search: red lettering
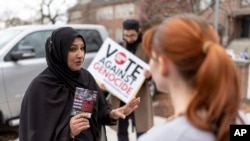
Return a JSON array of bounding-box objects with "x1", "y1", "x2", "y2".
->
[
  {"x1": 93, "y1": 62, "x2": 133, "y2": 95},
  {"x1": 114, "y1": 78, "x2": 122, "y2": 87},
  {"x1": 93, "y1": 62, "x2": 100, "y2": 70},
  {"x1": 127, "y1": 87, "x2": 133, "y2": 95}
]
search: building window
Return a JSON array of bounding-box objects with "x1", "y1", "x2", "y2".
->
[
  {"x1": 70, "y1": 11, "x2": 82, "y2": 21},
  {"x1": 115, "y1": 4, "x2": 135, "y2": 19},
  {"x1": 79, "y1": 0, "x2": 91, "y2": 5},
  {"x1": 96, "y1": 6, "x2": 113, "y2": 20},
  {"x1": 242, "y1": 0, "x2": 250, "y2": 5},
  {"x1": 240, "y1": 17, "x2": 250, "y2": 38}
]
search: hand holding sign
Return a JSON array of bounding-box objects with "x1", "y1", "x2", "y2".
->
[
  {"x1": 98, "y1": 83, "x2": 107, "y2": 91},
  {"x1": 88, "y1": 38, "x2": 149, "y2": 103}
]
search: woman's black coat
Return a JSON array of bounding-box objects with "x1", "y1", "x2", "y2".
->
[{"x1": 19, "y1": 27, "x2": 113, "y2": 141}]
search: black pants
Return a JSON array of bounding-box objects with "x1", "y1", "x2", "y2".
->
[{"x1": 117, "y1": 102, "x2": 145, "y2": 141}]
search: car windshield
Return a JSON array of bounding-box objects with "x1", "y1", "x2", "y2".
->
[{"x1": 0, "y1": 29, "x2": 22, "y2": 50}]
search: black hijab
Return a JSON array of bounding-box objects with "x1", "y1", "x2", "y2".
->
[
  {"x1": 20, "y1": 27, "x2": 111, "y2": 141},
  {"x1": 46, "y1": 27, "x2": 87, "y2": 93}
]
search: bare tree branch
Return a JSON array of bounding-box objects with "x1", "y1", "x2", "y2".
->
[
  {"x1": 139, "y1": 0, "x2": 192, "y2": 31},
  {"x1": 19, "y1": 0, "x2": 75, "y2": 24}
]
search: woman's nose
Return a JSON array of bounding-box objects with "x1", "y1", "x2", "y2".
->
[{"x1": 76, "y1": 49, "x2": 84, "y2": 58}]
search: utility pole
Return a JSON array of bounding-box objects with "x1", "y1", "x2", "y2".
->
[{"x1": 214, "y1": 0, "x2": 220, "y2": 32}]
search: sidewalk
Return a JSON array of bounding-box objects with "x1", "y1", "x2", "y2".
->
[{"x1": 105, "y1": 116, "x2": 166, "y2": 141}]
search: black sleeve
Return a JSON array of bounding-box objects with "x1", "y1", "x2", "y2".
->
[
  {"x1": 96, "y1": 86, "x2": 117, "y2": 125},
  {"x1": 102, "y1": 90, "x2": 110, "y2": 98},
  {"x1": 84, "y1": 69, "x2": 117, "y2": 126}
]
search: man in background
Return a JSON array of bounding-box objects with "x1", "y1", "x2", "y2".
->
[{"x1": 108, "y1": 19, "x2": 154, "y2": 141}]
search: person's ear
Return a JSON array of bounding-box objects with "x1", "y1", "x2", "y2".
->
[{"x1": 158, "y1": 56, "x2": 169, "y2": 76}]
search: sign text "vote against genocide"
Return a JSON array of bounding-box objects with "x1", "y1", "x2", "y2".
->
[{"x1": 88, "y1": 38, "x2": 149, "y2": 103}]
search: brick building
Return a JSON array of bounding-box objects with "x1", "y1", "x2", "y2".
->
[
  {"x1": 200, "y1": 0, "x2": 250, "y2": 45},
  {"x1": 68, "y1": 0, "x2": 140, "y2": 42},
  {"x1": 68, "y1": 0, "x2": 192, "y2": 42}
]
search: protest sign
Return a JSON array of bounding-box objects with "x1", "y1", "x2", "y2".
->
[{"x1": 87, "y1": 38, "x2": 149, "y2": 103}]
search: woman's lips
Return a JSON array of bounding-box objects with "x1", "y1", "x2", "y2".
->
[{"x1": 75, "y1": 61, "x2": 82, "y2": 65}]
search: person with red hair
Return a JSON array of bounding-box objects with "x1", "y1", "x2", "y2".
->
[{"x1": 138, "y1": 14, "x2": 250, "y2": 141}]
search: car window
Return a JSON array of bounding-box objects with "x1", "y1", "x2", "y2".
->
[
  {"x1": 18, "y1": 31, "x2": 52, "y2": 58},
  {"x1": 0, "y1": 29, "x2": 22, "y2": 50},
  {"x1": 4, "y1": 30, "x2": 52, "y2": 61},
  {"x1": 77, "y1": 29, "x2": 103, "y2": 53},
  {"x1": 4, "y1": 28, "x2": 103, "y2": 61}
]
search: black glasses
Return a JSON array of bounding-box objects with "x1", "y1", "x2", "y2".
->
[{"x1": 123, "y1": 34, "x2": 138, "y2": 39}]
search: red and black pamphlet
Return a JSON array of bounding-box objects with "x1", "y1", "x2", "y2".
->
[{"x1": 71, "y1": 87, "x2": 97, "y2": 118}]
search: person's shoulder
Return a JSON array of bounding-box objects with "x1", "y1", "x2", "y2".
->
[
  {"x1": 80, "y1": 68, "x2": 94, "y2": 78},
  {"x1": 176, "y1": 117, "x2": 215, "y2": 141},
  {"x1": 138, "y1": 117, "x2": 183, "y2": 141},
  {"x1": 29, "y1": 68, "x2": 60, "y2": 89},
  {"x1": 80, "y1": 68, "x2": 95, "y2": 84},
  {"x1": 138, "y1": 116, "x2": 215, "y2": 141},
  {"x1": 24, "y1": 68, "x2": 53, "y2": 97},
  {"x1": 29, "y1": 69, "x2": 48, "y2": 85}
]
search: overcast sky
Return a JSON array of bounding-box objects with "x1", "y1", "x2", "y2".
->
[{"x1": 0, "y1": 0, "x2": 77, "y2": 21}]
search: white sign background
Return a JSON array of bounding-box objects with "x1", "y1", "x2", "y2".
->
[{"x1": 87, "y1": 38, "x2": 149, "y2": 103}]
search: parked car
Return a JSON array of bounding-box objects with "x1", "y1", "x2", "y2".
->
[{"x1": 0, "y1": 24, "x2": 109, "y2": 140}]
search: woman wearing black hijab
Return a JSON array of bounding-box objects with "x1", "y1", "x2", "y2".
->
[{"x1": 19, "y1": 27, "x2": 140, "y2": 141}]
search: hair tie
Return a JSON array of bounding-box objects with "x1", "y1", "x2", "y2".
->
[{"x1": 202, "y1": 41, "x2": 213, "y2": 54}]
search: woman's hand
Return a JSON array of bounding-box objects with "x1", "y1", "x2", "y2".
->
[
  {"x1": 98, "y1": 83, "x2": 106, "y2": 91},
  {"x1": 70, "y1": 113, "x2": 90, "y2": 137},
  {"x1": 109, "y1": 97, "x2": 141, "y2": 119}
]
